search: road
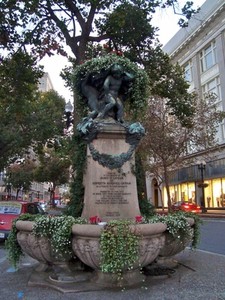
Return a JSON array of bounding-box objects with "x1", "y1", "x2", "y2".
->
[{"x1": 197, "y1": 218, "x2": 225, "y2": 255}]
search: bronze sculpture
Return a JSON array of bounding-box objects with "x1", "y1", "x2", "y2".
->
[{"x1": 80, "y1": 64, "x2": 134, "y2": 122}]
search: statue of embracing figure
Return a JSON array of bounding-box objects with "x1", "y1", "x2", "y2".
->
[{"x1": 80, "y1": 63, "x2": 135, "y2": 123}]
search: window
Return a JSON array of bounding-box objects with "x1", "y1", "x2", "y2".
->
[
  {"x1": 202, "y1": 77, "x2": 224, "y2": 143},
  {"x1": 184, "y1": 61, "x2": 193, "y2": 82},
  {"x1": 202, "y1": 77, "x2": 221, "y2": 102},
  {"x1": 200, "y1": 41, "x2": 216, "y2": 72}
]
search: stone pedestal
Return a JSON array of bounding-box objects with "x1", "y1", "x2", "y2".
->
[{"x1": 81, "y1": 123, "x2": 141, "y2": 221}]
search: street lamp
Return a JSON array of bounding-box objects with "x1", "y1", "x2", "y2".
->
[
  {"x1": 48, "y1": 183, "x2": 55, "y2": 207},
  {"x1": 197, "y1": 160, "x2": 207, "y2": 213},
  {"x1": 6, "y1": 183, "x2": 11, "y2": 200},
  {"x1": 65, "y1": 100, "x2": 74, "y2": 129}
]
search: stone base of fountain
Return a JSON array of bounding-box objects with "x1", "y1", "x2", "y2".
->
[
  {"x1": 28, "y1": 268, "x2": 94, "y2": 293},
  {"x1": 91, "y1": 269, "x2": 146, "y2": 287}
]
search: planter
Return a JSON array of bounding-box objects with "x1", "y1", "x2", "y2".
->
[
  {"x1": 157, "y1": 217, "x2": 195, "y2": 268},
  {"x1": 16, "y1": 220, "x2": 75, "y2": 282},
  {"x1": 72, "y1": 222, "x2": 167, "y2": 287}
]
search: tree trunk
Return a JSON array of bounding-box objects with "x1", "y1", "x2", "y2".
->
[{"x1": 164, "y1": 167, "x2": 172, "y2": 212}]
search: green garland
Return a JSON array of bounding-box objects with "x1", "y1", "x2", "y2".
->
[
  {"x1": 66, "y1": 133, "x2": 87, "y2": 217},
  {"x1": 100, "y1": 220, "x2": 139, "y2": 280},
  {"x1": 89, "y1": 143, "x2": 136, "y2": 170}
]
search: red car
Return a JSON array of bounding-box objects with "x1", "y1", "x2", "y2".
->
[
  {"x1": 171, "y1": 201, "x2": 201, "y2": 213},
  {"x1": 0, "y1": 201, "x2": 46, "y2": 240}
]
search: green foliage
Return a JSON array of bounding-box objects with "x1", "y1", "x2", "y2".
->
[
  {"x1": 144, "y1": 46, "x2": 195, "y2": 126},
  {"x1": 173, "y1": 211, "x2": 203, "y2": 249},
  {"x1": 100, "y1": 220, "x2": 139, "y2": 280},
  {"x1": 34, "y1": 147, "x2": 70, "y2": 187},
  {"x1": 65, "y1": 134, "x2": 86, "y2": 217},
  {"x1": 0, "y1": 1, "x2": 200, "y2": 63},
  {"x1": 135, "y1": 152, "x2": 147, "y2": 199},
  {"x1": 96, "y1": 3, "x2": 155, "y2": 49},
  {"x1": 5, "y1": 213, "x2": 37, "y2": 268},
  {"x1": 32, "y1": 215, "x2": 87, "y2": 259},
  {"x1": 139, "y1": 199, "x2": 156, "y2": 218},
  {"x1": 31, "y1": 90, "x2": 66, "y2": 144},
  {"x1": 148, "y1": 212, "x2": 200, "y2": 248},
  {"x1": 0, "y1": 51, "x2": 43, "y2": 169},
  {"x1": 5, "y1": 160, "x2": 36, "y2": 196},
  {"x1": 0, "y1": 51, "x2": 66, "y2": 170}
]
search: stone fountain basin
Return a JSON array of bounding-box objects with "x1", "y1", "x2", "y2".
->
[
  {"x1": 159, "y1": 217, "x2": 195, "y2": 258},
  {"x1": 16, "y1": 220, "x2": 73, "y2": 274},
  {"x1": 71, "y1": 222, "x2": 167, "y2": 270},
  {"x1": 16, "y1": 220, "x2": 55, "y2": 266}
]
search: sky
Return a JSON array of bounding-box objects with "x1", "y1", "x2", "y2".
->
[{"x1": 39, "y1": 0, "x2": 206, "y2": 104}]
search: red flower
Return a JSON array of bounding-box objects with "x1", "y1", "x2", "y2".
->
[
  {"x1": 89, "y1": 216, "x2": 101, "y2": 224},
  {"x1": 135, "y1": 215, "x2": 143, "y2": 223}
]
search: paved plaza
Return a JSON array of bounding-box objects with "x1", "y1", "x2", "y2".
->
[{"x1": 0, "y1": 247, "x2": 225, "y2": 300}]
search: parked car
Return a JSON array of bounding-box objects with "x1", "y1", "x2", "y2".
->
[
  {"x1": 0, "y1": 201, "x2": 46, "y2": 240},
  {"x1": 34, "y1": 201, "x2": 48, "y2": 211},
  {"x1": 171, "y1": 201, "x2": 201, "y2": 213}
]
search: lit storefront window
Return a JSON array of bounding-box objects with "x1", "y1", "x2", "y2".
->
[
  {"x1": 212, "y1": 178, "x2": 222, "y2": 208},
  {"x1": 166, "y1": 182, "x2": 195, "y2": 205},
  {"x1": 164, "y1": 158, "x2": 225, "y2": 209},
  {"x1": 165, "y1": 178, "x2": 225, "y2": 208}
]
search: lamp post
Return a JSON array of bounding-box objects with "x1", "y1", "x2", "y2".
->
[
  {"x1": 65, "y1": 100, "x2": 74, "y2": 129},
  {"x1": 197, "y1": 160, "x2": 207, "y2": 213},
  {"x1": 48, "y1": 183, "x2": 55, "y2": 208},
  {"x1": 6, "y1": 183, "x2": 11, "y2": 200}
]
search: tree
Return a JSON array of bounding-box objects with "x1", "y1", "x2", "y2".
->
[
  {"x1": 0, "y1": 51, "x2": 66, "y2": 170},
  {"x1": 0, "y1": 1, "x2": 200, "y2": 64},
  {"x1": 0, "y1": 0, "x2": 201, "y2": 215},
  {"x1": 34, "y1": 140, "x2": 71, "y2": 207},
  {"x1": 140, "y1": 94, "x2": 225, "y2": 211},
  {"x1": 5, "y1": 160, "x2": 36, "y2": 200},
  {"x1": 0, "y1": 51, "x2": 42, "y2": 169}
]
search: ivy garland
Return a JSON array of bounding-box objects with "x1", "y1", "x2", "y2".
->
[
  {"x1": 66, "y1": 133, "x2": 87, "y2": 217},
  {"x1": 89, "y1": 143, "x2": 136, "y2": 170},
  {"x1": 77, "y1": 119, "x2": 145, "y2": 170},
  {"x1": 100, "y1": 220, "x2": 139, "y2": 281}
]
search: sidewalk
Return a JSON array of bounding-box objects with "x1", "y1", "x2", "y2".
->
[
  {"x1": 200, "y1": 209, "x2": 225, "y2": 218},
  {"x1": 156, "y1": 208, "x2": 225, "y2": 218},
  {"x1": 1, "y1": 248, "x2": 225, "y2": 300}
]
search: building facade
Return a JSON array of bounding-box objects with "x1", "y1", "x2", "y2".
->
[
  {"x1": 146, "y1": 0, "x2": 225, "y2": 210},
  {"x1": 38, "y1": 72, "x2": 54, "y2": 92}
]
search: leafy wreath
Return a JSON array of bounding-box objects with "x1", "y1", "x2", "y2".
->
[{"x1": 77, "y1": 119, "x2": 145, "y2": 169}]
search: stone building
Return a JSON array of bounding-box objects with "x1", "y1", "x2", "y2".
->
[
  {"x1": 146, "y1": 0, "x2": 225, "y2": 210},
  {"x1": 38, "y1": 72, "x2": 54, "y2": 92}
]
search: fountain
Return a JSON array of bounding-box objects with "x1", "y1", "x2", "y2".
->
[{"x1": 13, "y1": 55, "x2": 194, "y2": 292}]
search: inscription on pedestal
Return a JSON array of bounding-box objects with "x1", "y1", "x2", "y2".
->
[
  {"x1": 92, "y1": 172, "x2": 131, "y2": 206},
  {"x1": 81, "y1": 125, "x2": 141, "y2": 220}
]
